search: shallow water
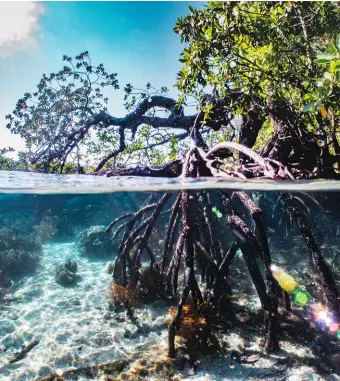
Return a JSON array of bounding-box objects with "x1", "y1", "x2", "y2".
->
[
  {"x1": 1, "y1": 242, "x2": 168, "y2": 380},
  {"x1": 2, "y1": 170, "x2": 340, "y2": 193},
  {"x1": 0, "y1": 174, "x2": 340, "y2": 380}
]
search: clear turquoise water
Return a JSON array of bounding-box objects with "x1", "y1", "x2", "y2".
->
[{"x1": 0, "y1": 171, "x2": 339, "y2": 380}]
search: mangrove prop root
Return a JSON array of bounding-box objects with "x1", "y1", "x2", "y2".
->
[
  {"x1": 282, "y1": 193, "x2": 340, "y2": 319},
  {"x1": 201, "y1": 193, "x2": 223, "y2": 263},
  {"x1": 113, "y1": 194, "x2": 170, "y2": 286},
  {"x1": 164, "y1": 212, "x2": 181, "y2": 276},
  {"x1": 234, "y1": 191, "x2": 279, "y2": 352},
  {"x1": 218, "y1": 243, "x2": 238, "y2": 276},
  {"x1": 110, "y1": 221, "x2": 130, "y2": 242},
  {"x1": 169, "y1": 228, "x2": 186, "y2": 295},
  {"x1": 168, "y1": 286, "x2": 190, "y2": 358},
  {"x1": 162, "y1": 193, "x2": 182, "y2": 274},
  {"x1": 106, "y1": 212, "x2": 134, "y2": 233},
  {"x1": 283, "y1": 290, "x2": 291, "y2": 312},
  {"x1": 210, "y1": 243, "x2": 238, "y2": 307},
  {"x1": 227, "y1": 214, "x2": 268, "y2": 309},
  {"x1": 133, "y1": 193, "x2": 172, "y2": 271},
  {"x1": 220, "y1": 190, "x2": 279, "y2": 351},
  {"x1": 107, "y1": 142, "x2": 338, "y2": 358},
  {"x1": 168, "y1": 191, "x2": 203, "y2": 357}
]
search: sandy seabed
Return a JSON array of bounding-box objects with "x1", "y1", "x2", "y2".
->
[
  {"x1": 0, "y1": 243, "x2": 168, "y2": 380},
  {"x1": 0, "y1": 242, "x2": 339, "y2": 381}
]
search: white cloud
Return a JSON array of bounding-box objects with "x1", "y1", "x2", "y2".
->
[{"x1": 0, "y1": 2, "x2": 44, "y2": 58}]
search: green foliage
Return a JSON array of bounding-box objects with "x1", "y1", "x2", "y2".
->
[
  {"x1": 0, "y1": 147, "x2": 14, "y2": 170},
  {"x1": 123, "y1": 83, "x2": 169, "y2": 111},
  {"x1": 5, "y1": 52, "x2": 119, "y2": 172},
  {"x1": 302, "y1": 33, "x2": 340, "y2": 149},
  {"x1": 5, "y1": 51, "x2": 182, "y2": 172},
  {"x1": 0, "y1": 147, "x2": 31, "y2": 171},
  {"x1": 174, "y1": 1, "x2": 340, "y2": 144},
  {"x1": 303, "y1": 34, "x2": 340, "y2": 112}
]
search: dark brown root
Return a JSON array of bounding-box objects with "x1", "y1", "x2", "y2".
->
[{"x1": 105, "y1": 141, "x2": 340, "y2": 360}]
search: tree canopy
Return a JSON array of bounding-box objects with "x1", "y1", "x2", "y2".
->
[
  {"x1": 4, "y1": 1, "x2": 340, "y2": 176},
  {"x1": 175, "y1": 2, "x2": 340, "y2": 148}
]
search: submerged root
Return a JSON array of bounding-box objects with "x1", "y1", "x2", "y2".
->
[
  {"x1": 138, "y1": 264, "x2": 167, "y2": 303},
  {"x1": 105, "y1": 144, "x2": 340, "y2": 359}
]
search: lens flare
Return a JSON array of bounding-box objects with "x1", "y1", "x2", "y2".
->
[
  {"x1": 270, "y1": 264, "x2": 279, "y2": 272},
  {"x1": 278, "y1": 273, "x2": 298, "y2": 293},
  {"x1": 330, "y1": 323, "x2": 340, "y2": 334},
  {"x1": 211, "y1": 206, "x2": 223, "y2": 219},
  {"x1": 271, "y1": 265, "x2": 298, "y2": 294},
  {"x1": 292, "y1": 290, "x2": 311, "y2": 306},
  {"x1": 312, "y1": 303, "x2": 333, "y2": 327},
  {"x1": 270, "y1": 263, "x2": 340, "y2": 340}
]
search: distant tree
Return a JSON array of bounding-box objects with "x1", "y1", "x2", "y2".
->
[
  {"x1": 0, "y1": 147, "x2": 24, "y2": 171},
  {"x1": 5, "y1": 52, "x2": 215, "y2": 174}
]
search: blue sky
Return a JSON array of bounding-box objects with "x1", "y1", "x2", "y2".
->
[{"x1": 0, "y1": 1, "x2": 203, "y2": 155}]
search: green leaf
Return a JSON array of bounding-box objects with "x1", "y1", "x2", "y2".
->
[
  {"x1": 205, "y1": 26, "x2": 213, "y2": 40},
  {"x1": 330, "y1": 60, "x2": 339, "y2": 73},
  {"x1": 322, "y1": 78, "x2": 332, "y2": 88},
  {"x1": 303, "y1": 102, "x2": 314, "y2": 112},
  {"x1": 316, "y1": 52, "x2": 335, "y2": 63},
  {"x1": 320, "y1": 84, "x2": 333, "y2": 97},
  {"x1": 336, "y1": 34, "x2": 340, "y2": 50},
  {"x1": 328, "y1": 43, "x2": 338, "y2": 55},
  {"x1": 323, "y1": 72, "x2": 333, "y2": 81},
  {"x1": 335, "y1": 69, "x2": 340, "y2": 83},
  {"x1": 277, "y1": 6, "x2": 284, "y2": 15}
]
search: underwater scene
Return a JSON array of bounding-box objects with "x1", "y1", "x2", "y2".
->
[{"x1": 0, "y1": 186, "x2": 339, "y2": 381}]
